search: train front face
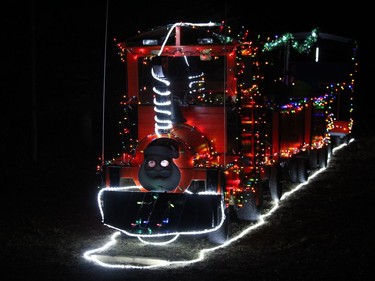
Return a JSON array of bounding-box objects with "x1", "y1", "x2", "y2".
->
[
  {"x1": 99, "y1": 134, "x2": 225, "y2": 237},
  {"x1": 99, "y1": 23, "x2": 243, "y2": 237}
]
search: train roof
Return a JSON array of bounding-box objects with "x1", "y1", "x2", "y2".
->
[{"x1": 119, "y1": 22, "x2": 237, "y2": 48}]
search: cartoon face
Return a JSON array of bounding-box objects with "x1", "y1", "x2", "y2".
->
[{"x1": 138, "y1": 138, "x2": 181, "y2": 191}]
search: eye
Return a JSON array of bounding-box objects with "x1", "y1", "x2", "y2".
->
[
  {"x1": 147, "y1": 160, "x2": 156, "y2": 168},
  {"x1": 160, "y1": 159, "x2": 169, "y2": 167}
]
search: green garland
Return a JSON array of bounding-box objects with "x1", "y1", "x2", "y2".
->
[{"x1": 262, "y1": 28, "x2": 319, "y2": 53}]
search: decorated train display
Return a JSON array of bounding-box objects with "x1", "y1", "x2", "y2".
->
[{"x1": 97, "y1": 22, "x2": 358, "y2": 244}]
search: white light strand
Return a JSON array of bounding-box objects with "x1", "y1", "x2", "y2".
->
[
  {"x1": 152, "y1": 87, "x2": 171, "y2": 96},
  {"x1": 188, "y1": 72, "x2": 205, "y2": 94},
  {"x1": 151, "y1": 67, "x2": 170, "y2": 86},
  {"x1": 137, "y1": 234, "x2": 180, "y2": 245},
  {"x1": 154, "y1": 107, "x2": 172, "y2": 115},
  {"x1": 154, "y1": 115, "x2": 173, "y2": 125},
  {"x1": 154, "y1": 123, "x2": 173, "y2": 131},
  {"x1": 157, "y1": 22, "x2": 219, "y2": 56},
  {"x1": 188, "y1": 72, "x2": 204, "y2": 80},
  {"x1": 184, "y1": 56, "x2": 190, "y2": 66},
  {"x1": 85, "y1": 140, "x2": 353, "y2": 269},
  {"x1": 153, "y1": 98, "x2": 171, "y2": 106},
  {"x1": 151, "y1": 68, "x2": 172, "y2": 135},
  {"x1": 154, "y1": 116, "x2": 173, "y2": 131},
  {"x1": 189, "y1": 80, "x2": 204, "y2": 88}
]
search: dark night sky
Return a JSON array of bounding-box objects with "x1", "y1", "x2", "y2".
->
[{"x1": 3, "y1": 1, "x2": 372, "y2": 169}]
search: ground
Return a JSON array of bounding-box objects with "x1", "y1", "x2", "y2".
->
[{"x1": 2, "y1": 136, "x2": 375, "y2": 281}]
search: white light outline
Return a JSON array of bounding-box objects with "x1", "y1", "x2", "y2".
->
[
  {"x1": 154, "y1": 116, "x2": 173, "y2": 125},
  {"x1": 137, "y1": 234, "x2": 180, "y2": 245},
  {"x1": 157, "y1": 22, "x2": 219, "y2": 56},
  {"x1": 154, "y1": 107, "x2": 172, "y2": 115},
  {"x1": 153, "y1": 98, "x2": 171, "y2": 106},
  {"x1": 154, "y1": 122, "x2": 173, "y2": 131},
  {"x1": 184, "y1": 55, "x2": 190, "y2": 66},
  {"x1": 151, "y1": 67, "x2": 170, "y2": 86},
  {"x1": 84, "y1": 139, "x2": 352, "y2": 269},
  {"x1": 151, "y1": 62, "x2": 173, "y2": 135},
  {"x1": 152, "y1": 87, "x2": 171, "y2": 96}
]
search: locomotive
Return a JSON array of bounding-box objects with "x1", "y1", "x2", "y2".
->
[{"x1": 97, "y1": 22, "x2": 357, "y2": 244}]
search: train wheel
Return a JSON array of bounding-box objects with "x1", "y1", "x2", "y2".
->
[
  {"x1": 318, "y1": 147, "x2": 328, "y2": 168},
  {"x1": 297, "y1": 158, "x2": 308, "y2": 183},
  {"x1": 256, "y1": 183, "x2": 264, "y2": 211},
  {"x1": 235, "y1": 189, "x2": 261, "y2": 221},
  {"x1": 207, "y1": 207, "x2": 230, "y2": 245},
  {"x1": 269, "y1": 165, "x2": 282, "y2": 202},
  {"x1": 289, "y1": 158, "x2": 298, "y2": 183},
  {"x1": 333, "y1": 136, "x2": 343, "y2": 146},
  {"x1": 327, "y1": 142, "x2": 333, "y2": 159},
  {"x1": 343, "y1": 135, "x2": 350, "y2": 144},
  {"x1": 308, "y1": 149, "x2": 318, "y2": 170}
]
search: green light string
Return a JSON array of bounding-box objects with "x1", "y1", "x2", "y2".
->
[{"x1": 262, "y1": 28, "x2": 319, "y2": 53}]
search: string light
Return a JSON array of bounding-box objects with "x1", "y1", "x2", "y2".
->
[
  {"x1": 84, "y1": 137, "x2": 352, "y2": 269},
  {"x1": 262, "y1": 28, "x2": 319, "y2": 53},
  {"x1": 151, "y1": 66, "x2": 172, "y2": 136}
]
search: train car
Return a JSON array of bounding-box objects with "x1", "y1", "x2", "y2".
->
[
  {"x1": 262, "y1": 30, "x2": 358, "y2": 146},
  {"x1": 97, "y1": 22, "x2": 357, "y2": 244},
  {"x1": 261, "y1": 28, "x2": 358, "y2": 180}
]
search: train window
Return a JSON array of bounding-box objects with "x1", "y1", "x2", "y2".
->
[{"x1": 138, "y1": 56, "x2": 225, "y2": 105}]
